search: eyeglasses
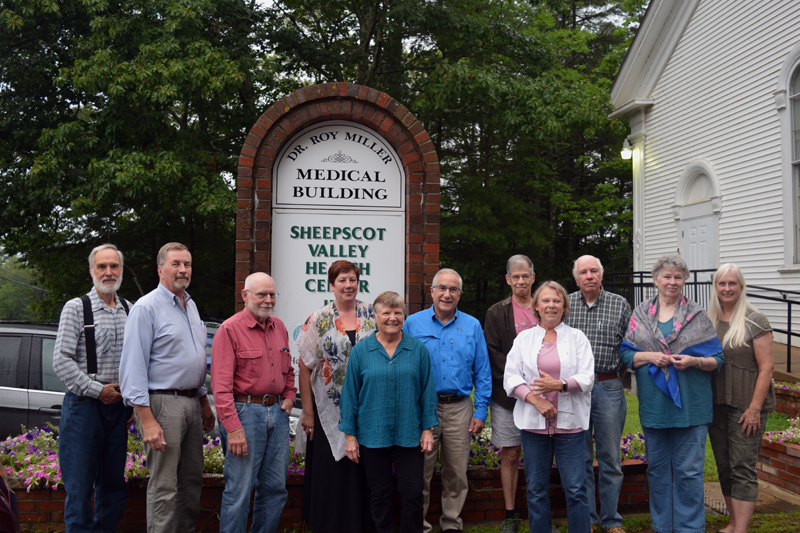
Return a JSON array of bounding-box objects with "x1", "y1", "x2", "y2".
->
[
  {"x1": 546, "y1": 411, "x2": 573, "y2": 441},
  {"x1": 434, "y1": 284, "x2": 461, "y2": 294},
  {"x1": 246, "y1": 290, "x2": 278, "y2": 300}
]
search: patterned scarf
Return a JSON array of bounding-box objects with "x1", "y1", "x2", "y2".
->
[{"x1": 621, "y1": 294, "x2": 721, "y2": 410}]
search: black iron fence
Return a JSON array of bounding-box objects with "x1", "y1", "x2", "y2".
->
[{"x1": 606, "y1": 270, "x2": 800, "y2": 373}]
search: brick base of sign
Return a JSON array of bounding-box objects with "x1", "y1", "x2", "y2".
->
[
  {"x1": 774, "y1": 387, "x2": 800, "y2": 418},
  {"x1": 757, "y1": 438, "x2": 800, "y2": 495},
  {"x1": 13, "y1": 462, "x2": 649, "y2": 531}
]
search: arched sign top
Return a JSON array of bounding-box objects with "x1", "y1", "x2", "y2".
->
[
  {"x1": 236, "y1": 82, "x2": 440, "y2": 314},
  {"x1": 274, "y1": 121, "x2": 405, "y2": 211}
]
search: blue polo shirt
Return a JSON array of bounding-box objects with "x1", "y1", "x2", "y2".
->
[
  {"x1": 339, "y1": 332, "x2": 439, "y2": 448},
  {"x1": 403, "y1": 307, "x2": 492, "y2": 422}
]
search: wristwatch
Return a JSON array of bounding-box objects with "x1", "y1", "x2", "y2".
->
[
  {"x1": 561, "y1": 379, "x2": 568, "y2": 392},
  {"x1": 697, "y1": 357, "x2": 702, "y2": 369}
]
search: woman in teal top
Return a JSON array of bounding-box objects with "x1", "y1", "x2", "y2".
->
[
  {"x1": 620, "y1": 254, "x2": 723, "y2": 533},
  {"x1": 339, "y1": 291, "x2": 438, "y2": 533}
]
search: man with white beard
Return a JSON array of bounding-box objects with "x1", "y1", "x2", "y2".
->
[
  {"x1": 210, "y1": 272, "x2": 296, "y2": 533},
  {"x1": 54, "y1": 243, "x2": 131, "y2": 533}
]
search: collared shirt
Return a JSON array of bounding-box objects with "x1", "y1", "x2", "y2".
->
[
  {"x1": 120, "y1": 284, "x2": 208, "y2": 407},
  {"x1": 403, "y1": 307, "x2": 492, "y2": 422},
  {"x1": 339, "y1": 332, "x2": 438, "y2": 448},
  {"x1": 565, "y1": 288, "x2": 632, "y2": 375},
  {"x1": 53, "y1": 290, "x2": 128, "y2": 399},
  {"x1": 210, "y1": 309, "x2": 297, "y2": 433}
]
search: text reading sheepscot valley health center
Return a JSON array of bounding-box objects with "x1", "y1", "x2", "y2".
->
[{"x1": 290, "y1": 225, "x2": 388, "y2": 293}]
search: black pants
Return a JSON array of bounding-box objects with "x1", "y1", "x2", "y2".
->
[{"x1": 360, "y1": 445, "x2": 425, "y2": 533}]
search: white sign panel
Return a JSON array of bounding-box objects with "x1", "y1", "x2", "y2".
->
[
  {"x1": 273, "y1": 120, "x2": 405, "y2": 211},
  {"x1": 271, "y1": 211, "x2": 405, "y2": 384}
]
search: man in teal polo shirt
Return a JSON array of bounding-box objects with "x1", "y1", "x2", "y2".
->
[{"x1": 404, "y1": 268, "x2": 491, "y2": 533}]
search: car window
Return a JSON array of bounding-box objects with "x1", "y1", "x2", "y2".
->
[
  {"x1": 0, "y1": 336, "x2": 21, "y2": 387},
  {"x1": 41, "y1": 338, "x2": 65, "y2": 392}
]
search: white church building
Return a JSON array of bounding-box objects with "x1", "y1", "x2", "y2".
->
[{"x1": 610, "y1": 0, "x2": 800, "y2": 345}]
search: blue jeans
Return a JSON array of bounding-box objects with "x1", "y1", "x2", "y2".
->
[
  {"x1": 521, "y1": 430, "x2": 590, "y2": 533},
  {"x1": 219, "y1": 402, "x2": 290, "y2": 533},
  {"x1": 59, "y1": 391, "x2": 128, "y2": 533},
  {"x1": 643, "y1": 425, "x2": 708, "y2": 533},
  {"x1": 584, "y1": 378, "x2": 626, "y2": 529}
]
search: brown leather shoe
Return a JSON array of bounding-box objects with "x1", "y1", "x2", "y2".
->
[{"x1": 604, "y1": 527, "x2": 626, "y2": 533}]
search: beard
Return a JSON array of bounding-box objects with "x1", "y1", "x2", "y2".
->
[
  {"x1": 92, "y1": 272, "x2": 122, "y2": 294},
  {"x1": 248, "y1": 304, "x2": 274, "y2": 320},
  {"x1": 174, "y1": 275, "x2": 190, "y2": 290}
]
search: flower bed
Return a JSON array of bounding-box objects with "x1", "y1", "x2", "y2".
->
[
  {"x1": 0, "y1": 424, "x2": 305, "y2": 492},
  {"x1": 757, "y1": 439, "x2": 800, "y2": 495},
  {"x1": 11, "y1": 462, "x2": 649, "y2": 531},
  {"x1": 774, "y1": 381, "x2": 800, "y2": 418},
  {"x1": 3, "y1": 423, "x2": 649, "y2": 529},
  {"x1": 757, "y1": 416, "x2": 800, "y2": 496}
]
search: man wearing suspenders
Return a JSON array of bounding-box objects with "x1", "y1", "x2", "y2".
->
[{"x1": 54, "y1": 244, "x2": 130, "y2": 533}]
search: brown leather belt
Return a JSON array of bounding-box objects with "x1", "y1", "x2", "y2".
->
[
  {"x1": 149, "y1": 388, "x2": 198, "y2": 398},
  {"x1": 437, "y1": 394, "x2": 468, "y2": 404},
  {"x1": 233, "y1": 394, "x2": 281, "y2": 406},
  {"x1": 596, "y1": 373, "x2": 619, "y2": 382}
]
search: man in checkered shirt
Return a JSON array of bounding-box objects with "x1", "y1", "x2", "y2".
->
[
  {"x1": 564, "y1": 255, "x2": 632, "y2": 533},
  {"x1": 53, "y1": 243, "x2": 130, "y2": 533}
]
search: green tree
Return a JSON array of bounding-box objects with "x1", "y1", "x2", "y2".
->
[
  {"x1": 1, "y1": 0, "x2": 272, "y2": 319},
  {"x1": 410, "y1": 0, "x2": 642, "y2": 315},
  {"x1": 0, "y1": 255, "x2": 47, "y2": 321},
  {"x1": 264, "y1": 0, "x2": 644, "y2": 316}
]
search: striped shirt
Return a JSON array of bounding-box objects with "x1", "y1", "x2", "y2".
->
[
  {"x1": 565, "y1": 289, "x2": 631, "y2": 375},
  {"x1": 53, "y1": 290, "x2": 129, "y2": 398}
]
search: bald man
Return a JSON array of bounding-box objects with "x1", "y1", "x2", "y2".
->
[{"x1": 211, "y1": 273, "x2": 297, "y2": 533}]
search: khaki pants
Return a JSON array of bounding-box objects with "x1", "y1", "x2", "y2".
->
[
  {"x1": 139, "y1": 393, "x2": 204, "y2": 533},
  {"x1": 423, "y1": 397, "x2": 472, "y2": 533}
]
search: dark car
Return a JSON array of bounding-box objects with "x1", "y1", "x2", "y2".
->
[
  {"x1": 0, "y1": 323, "x2": 63, "y2": 440},
  {"x1": 0, "y1": 321, "x2": 298, "y2": 441},
  {"x1": 0, "y1": 322, "x2": 229, "y2": 440}
]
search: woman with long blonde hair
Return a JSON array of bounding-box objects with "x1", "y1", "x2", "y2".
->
[{"x1": 708, "y1": 263, "x2": 776, "y2": 533}]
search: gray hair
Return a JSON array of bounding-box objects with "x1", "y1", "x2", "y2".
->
[
  {"x1": 88, "y1": 244, "x2": 124, "y2": 268},
  {"x1": 571, "y1": 255, "x2": 604, "y2": 279},
  {"x1": 432, "y1": 268, "x2": 463, "y2": 290},
  {"x1": 651, "y1": 253, "x2": 690, "y2": 280},
  {"x1": 157, "y1": 242, "x2": 190, "y2": 267},
  {"x1": 372, "y1": 291, "x2": 406, "y2": 315},
  {"x1": 506, "y1": 254, "x2": 534, "y2": 277}
]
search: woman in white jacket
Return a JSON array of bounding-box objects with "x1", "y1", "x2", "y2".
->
[{"x1": 504, "y1": 281, "x2": 594, "y2": 533}]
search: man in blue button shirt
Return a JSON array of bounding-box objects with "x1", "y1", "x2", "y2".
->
[
  {"x1": 120, "y1": 242, "x2": 216, "y2": 532},
  {"x1": 404, "y1": 268, "x2": 491, "y2": 533}
]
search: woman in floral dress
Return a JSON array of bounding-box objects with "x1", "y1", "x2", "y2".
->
[{"x1": 297, "y1": 260, "x2": 376, "y2": 532}]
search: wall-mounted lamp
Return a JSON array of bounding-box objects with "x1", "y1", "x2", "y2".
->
[{"x1": 621, "y1": 139, "x2": 632, "y2": 160}]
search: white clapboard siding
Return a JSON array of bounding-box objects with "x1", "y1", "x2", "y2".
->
[{"x1": 635, "y1": 0, "x2": 800, "y2": 340}]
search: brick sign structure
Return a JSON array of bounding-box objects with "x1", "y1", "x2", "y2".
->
[{"x1": 235, "y1": 83, "x2": 440, "y2": 375}]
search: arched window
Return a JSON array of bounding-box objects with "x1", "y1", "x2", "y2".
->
[
  {"x1": 792, "y1": 68, "x2": 800, "y2": 262},
  {"x1": 775, "y1": 45, "x2": 800, "y2": 268},
  {"x1": 793, "y1": 68, "x2": 800, "y2": 161}
]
